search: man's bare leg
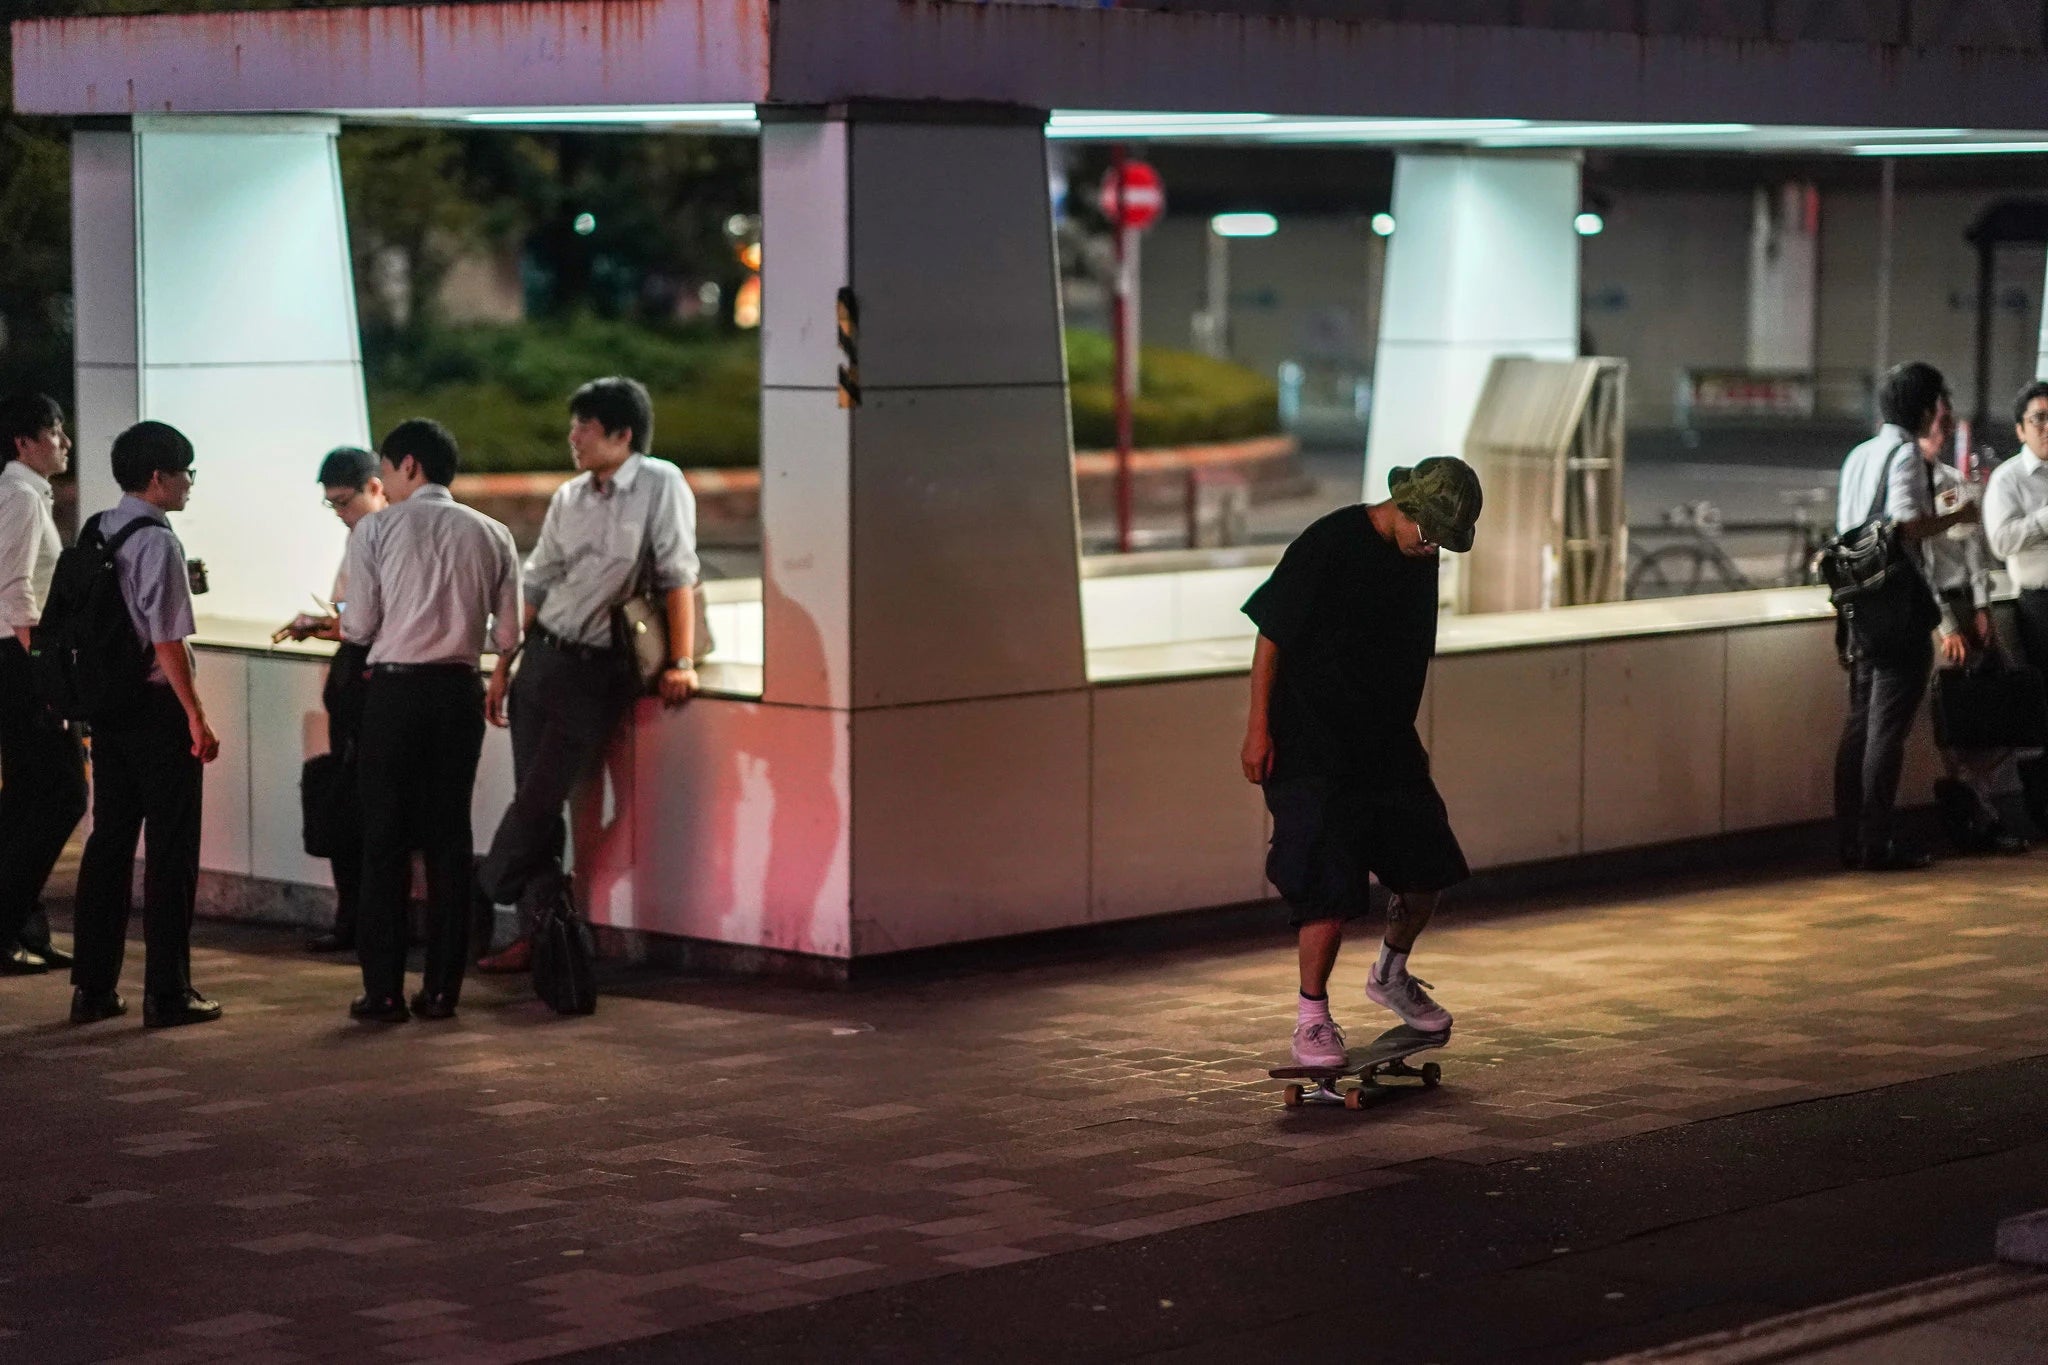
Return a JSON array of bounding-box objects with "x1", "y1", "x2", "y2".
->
[
  {"x1": 1298, "y1": 917, "x2": 1344, "y2": 996},
  {"x1": 1291, "y1": 917, "x2": 1349, "y2": 1065},
  {"x1": 1382, "y1": 891, "x2": 1437, "y2": 955}
]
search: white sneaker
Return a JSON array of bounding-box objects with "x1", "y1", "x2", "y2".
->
[
  {"x1": 1366, "y1": 969, "x2": 1453, "y2": 1033},
  {"x1": 1291, "y1": 1017, "x2": 1348, "y2": 1068}
]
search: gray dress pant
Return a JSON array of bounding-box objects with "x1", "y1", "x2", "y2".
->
[
  {"x1": 1834, "y1": 639, "x2": 1933, "y2": 856},
  {"x1": 477, "y1": 638, "x2": 634, "y2": 926}
]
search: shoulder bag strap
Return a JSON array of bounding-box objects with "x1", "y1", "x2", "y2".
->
[{"x1": 1867, "y1": 439, "x2": 1913, "y2": 526}]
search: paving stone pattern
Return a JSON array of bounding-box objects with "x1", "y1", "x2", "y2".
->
[{"x1": 6, "y1": 855, "x2": 2048, "y2": 1364}]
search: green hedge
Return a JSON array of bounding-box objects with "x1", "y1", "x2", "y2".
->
[{"x1": 366, "y1": 323, "x2": 1279, "y2": 474}]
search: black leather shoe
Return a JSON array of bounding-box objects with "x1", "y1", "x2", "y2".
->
[
  {"x1": 23, "y1": 940, "x2": 72, "y2": 970},
  {"x1": 408, "y1": 990, "x2": 457, "y2": 1021},
  {"x1": 1, "y1": 945, "x2": 50, "y2": 976},
  {"x1": 305, "y1": 931, "x2": 354, "y2": 954},
  {"x1": 1861, "y1": 842, "x2": 1934, "y2": 872},
  {"x1": 69, "y1": 988, "x2": 127, "y2": 1023},
  {"x1": 349, "y1": 993, "x2": 409, "y2": 1024},
  {"x1": 1989, "y1": 831, "x2": 2033, "y2": 855},
  {"x1": 143, "y1": 990, "x2": 222, "y2": 1029}
]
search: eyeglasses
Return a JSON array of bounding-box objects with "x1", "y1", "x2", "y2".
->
[
  {"x1": 2023, "y1": 414, "x2": 2048, "y2": 429},
  {"x1": 322, "y1": 489, "x2": 358, "y2": 511}
]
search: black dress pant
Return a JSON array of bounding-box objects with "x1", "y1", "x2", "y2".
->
[
  {"x1": 71, "y1": 684, "x2": 202, "y2": 1000},
  {"x1": 2009, "y1": 590, "x2": 2048, "y2": 823},
  {"x1": 356, "y1": 666, "x2": 485, "y2": 1002},
  {"x1": 1834, "y1": 638, "x2": 1933, "y2": 855},
  {"x1": 0, "y1": 640, "x2": 88, "y2": 949},
  {"x1": 477, "y1": 638, "x2": 633, "y2": 924},
  {"x1": 323, "y1": 643, "x2": 370, "y2": 941}
]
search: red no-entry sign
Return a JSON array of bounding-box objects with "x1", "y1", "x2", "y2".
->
[{"x1": 1099, "y1": 161, "x2": 1165, "y2": 232}]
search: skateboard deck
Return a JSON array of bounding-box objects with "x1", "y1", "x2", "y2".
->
[{"x1": 1268, "y1": 1024, "x2": 1448, "y2": 1110}]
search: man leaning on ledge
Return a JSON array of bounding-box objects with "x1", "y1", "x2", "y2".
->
[{"x1": 475, "y1": 376, "x2": 700, "y2": 975}]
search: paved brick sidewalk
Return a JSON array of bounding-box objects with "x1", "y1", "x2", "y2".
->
[{"x1": 6, "y1": 854, "x2": 2048, "y2": 1365}]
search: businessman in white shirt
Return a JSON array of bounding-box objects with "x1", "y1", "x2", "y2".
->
[
  {"x1": 1980, "y1": 379, "x2": 2048, "y2": 829},
  {"x1": 0, "y1": 394, "x2": 86, "y2": 976}
]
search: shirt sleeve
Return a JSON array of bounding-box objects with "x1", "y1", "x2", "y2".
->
[
  {"x1": 491, "y1": 527, "x2": 523, "y2": 657},
  {"x1": 127, "y1": 527, "x2": 197, "y2": 643},
  {"x1": 340, "y1": 517, "x2": 382, "y2": 645},
  {"x1": 648, "y1": 468, "x2": 701, "y2": 592},
  {"x1": 521, "y1": 492, "x2": 568, "y2": 604},
  {"x1": 1242, "y1": 519, "x2": 1328, "y2": 650},
  {"x1": 0, "y1": 487, "x2": 40, "y2": 630},
  {"x1": 1984, "y1": 465, "x2": 2048, "y2": 562},
  {"x1": 1884, "y1": 442, "x2": 1935, "y2": 524}
]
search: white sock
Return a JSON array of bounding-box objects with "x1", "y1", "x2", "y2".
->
[
  {"x1": 1375, "y1": 944, "x2": 1409, "y2": 982},
  {"x1": 1297, "y1": 992, "x2": 1332, "y2": 1027}
]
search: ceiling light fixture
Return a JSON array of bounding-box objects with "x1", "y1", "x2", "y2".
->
[
  {"x1": 1851, "y1": 140, "x2": 2048, "y2": 156},
  {"x1": 463, "y1": 106, "x2": 759, "y2": 126}
]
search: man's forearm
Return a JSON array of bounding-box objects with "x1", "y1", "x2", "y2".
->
[
  {"x1": 156, "y1": 641, "x2": 204, "y2": 722},
  {"x1": 664, "y1": 585, "x2": 694, "y2": 664},
  {"x1": 1246, "y1": 634, "x2": 1278, "y2": 736}
]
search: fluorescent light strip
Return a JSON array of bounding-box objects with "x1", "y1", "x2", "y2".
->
[
  {"x1": 1852, "y1": 140, "x2": 2048, "y2": 156},
  {"x1": 1048, "y1": 115, "x2": 1528, "y2": 140},
  {"x1": 464, "y1": 106, "x2": 759, "y2": 126},
  {"x1": 1480, "y1": 122, "x2": 1755, "y2": 142}
]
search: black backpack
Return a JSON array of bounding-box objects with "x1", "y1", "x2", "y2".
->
[{"x1": 31, "y1": 511, "x2": 162, "y2": 721}]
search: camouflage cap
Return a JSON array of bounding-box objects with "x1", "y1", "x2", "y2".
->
[{"x1": 1388, "y1": 457, "x2": 1483, "y2": 553}]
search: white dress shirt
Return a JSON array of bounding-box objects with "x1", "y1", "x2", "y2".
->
[
  {"x1": 1836, "y1": 424, "x2": 1929, "y2": 533},
  {"x1": 1920, "y1": 459, "x2": 1990, "y2": 634},
  {"x1": 341, "y1": 484, "x2": 522, "y2": 665},
  {"x1": 0, "y1": 459, "x2": 62, "y2": 632},
  {"x1": 522, "y1": 453, "x2": 700, "y2": 648},
  {"x1": 1983, "y1": 448, "x2": 2048, "y2": 590}
]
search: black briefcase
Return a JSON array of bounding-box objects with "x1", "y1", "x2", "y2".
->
[
  {"x1": 300, "y1": 752, "x2": 347, "y2": 858},
  {"x1": 1931, "y1": 665, "x2": 2048, "y2": 750},
  {"x1": 532, "y1": 889, "x2": 598, "y2": 1016}
]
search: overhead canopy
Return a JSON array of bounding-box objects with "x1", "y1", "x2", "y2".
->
[{"x1": 20, "y1": 0, "x2": 2048, "y2": 141}]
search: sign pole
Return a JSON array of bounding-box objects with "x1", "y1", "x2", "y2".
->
[{"x1": 1112, "y1": 144, "x2": 1135, "y2": 554}]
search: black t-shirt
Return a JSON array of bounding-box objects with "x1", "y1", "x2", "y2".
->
[{"x1": 1243, "y1": 504, "x2": 1440, "y2": 786}]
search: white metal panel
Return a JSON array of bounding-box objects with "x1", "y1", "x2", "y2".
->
[
  {"x1": 245, "y1": 652, "x2": 334, "y2": 889},
  {"x1": 849, "y1": 385, "x2": 1085, "y2": 707},
  {"x1": 194, "y1": 651, "x2": 250, "y2": 876},
  {"x1": 849, "y1": 121, "x2": 1066, "y2": 391},
  {"x1": 760, "y1": 388, "x2": 851, "y2": 709},
  {"x1": 570, "y1": 710, "x2": 637, "y2": 931},
  {"x1": 1582, "y1": 633, "x2": 1727, "y2": 853},
  {"x1": 631, "y1": 696, "x2": 851, "y2": 957},
  {"x1": 1091, "y1": 678, "x2": 1267, "y2": 922},
  {"x1": 850, "y1": 691, "x2": 1089, "y2": 952},
  {"x1": 69, "y1": 130, "x2": 137, "y2": 369},
  {"x1": 1081, "y1": 572, "x2": 1177, "y2": 651},
  {"x1": 138, "y1": 364, "x2": 358, "y2": 626},
  {"x1": 1431, "y1": 645, "x2": 1584, "y2": 868},
  {"x1": 760, "y1": 117, "x2": 849, "y2": 392},
  {"x1": 470, "y1": 713, "x2": 516, "y2": 859},
  {"x1": 71, "y1": 365, "x2": 138, "y2": 530},
  {"x1": 137, "y1": 125, "x2": 360, "y2": 368},
  {"x1": 1175, "y1": 567, "x2": 1267, "y2": 643},
  {"x1": 1722, "y1": 619, "x2": 1847, "y2": 830}
]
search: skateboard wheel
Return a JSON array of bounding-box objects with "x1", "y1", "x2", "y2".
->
[
  {"x1": 1343, "y1": 1087, "x2": 1366, "y2": 1111},
  {"x1": 1283, "y1": 1084, "x2": 1304, "y2": 1108},
  {"x1": 1421, "y1": 1062, "x2": 1441, "y2": 1088}
]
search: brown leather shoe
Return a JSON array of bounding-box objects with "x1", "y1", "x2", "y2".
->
[{"x1": 475, "y1": 938, "x2": 532, "y2": 974}]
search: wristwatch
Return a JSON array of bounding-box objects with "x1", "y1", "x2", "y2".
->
[{"x1": 669, "y1": 659, "x2": 696, "y2": 673}]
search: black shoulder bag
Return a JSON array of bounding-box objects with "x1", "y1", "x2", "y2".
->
[{"x1": 1816, "y1": 441, "x2": 1941, "y2": 662}]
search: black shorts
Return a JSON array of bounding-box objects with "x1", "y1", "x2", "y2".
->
[{"x1": 1263, "y1": 775, "x2": 1470, "y2": 927}]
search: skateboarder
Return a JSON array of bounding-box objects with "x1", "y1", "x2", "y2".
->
[{"x1": 1240, "y1": 457, "x2": 1482, "y2": 1069}]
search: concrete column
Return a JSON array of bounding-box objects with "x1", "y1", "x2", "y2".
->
[
  {"x1": 1364, "y1": 152, "x2": 1581, "y2": 500},
  {"x1": 1746, "y1": 182, "x2": 1820, "y2": 373},
  {"x1": 758, "y1": 105, "x2": 1089, "y2": 954},
  {"x1": 71, "y1": 116, "x2": 365, "y2": 624}
]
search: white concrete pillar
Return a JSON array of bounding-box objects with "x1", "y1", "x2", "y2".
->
[
  {"x1": 756, "y1": 105, "x2": 1090, "y2": 955},
  {"x1": 1747, "y1": 182, "x2": 1820, "y2": 373},
  {"x1": 71, "y1": 115, "x2": 364, "y2": 624},
  {"x1": 1364, "y1": 152, "x2": 1581, "y2": 501}
]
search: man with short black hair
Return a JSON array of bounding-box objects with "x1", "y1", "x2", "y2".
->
[
  {"x1": 474, "y1": 376, "x2": 699, "y2": 975},
  {"x1": 1982, "y1": 380, "x2": 2048, "y2": 830},
  {"x1": 1241, "y1": 457, "x2": 1481, "y2": 1068},
  {"x1": 279, "y1": 446, "x2": 387, "y2": 953},
  {"x1": 0, "y1": 393, "x2": 87, "y2": 976},
  {"x1": 70, "y1": 420, "x2": 222, "y2": 1027},
  {"x1": 1833, "y1": 362, "x2": 1981, "y2": 872},
  {"x1": 342, "y1": 419, "x2": 520, "y2": 1023}
]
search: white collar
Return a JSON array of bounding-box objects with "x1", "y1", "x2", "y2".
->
[
  {"x1": 408, "y1": 483, "x2": 455, "y2": 504},
  {"x1": 585, "y1": 453, "x2": 645, "y2": 498},
  {"x1": 2023, "y1": 448, "x2": 2048, "y2": 478}
]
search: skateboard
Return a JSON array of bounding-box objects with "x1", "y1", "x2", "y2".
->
[{"x1": 1268, "y1": 1024, "x2": 1448, "y2": 1110}]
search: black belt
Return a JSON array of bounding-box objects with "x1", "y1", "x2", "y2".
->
[
  {"x1": 529, "y1": 624, "x2": 619, "y2": 663},
  {"x1": 370, "y1": 662, "x2": 477, "y2": 677}
]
